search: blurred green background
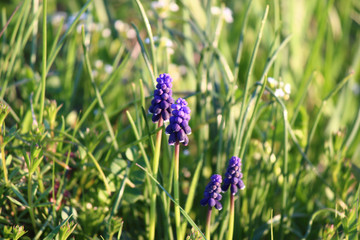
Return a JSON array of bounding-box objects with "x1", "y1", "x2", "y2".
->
[{"x1": 0, "y1": 0, "x2": 360, "y2": 239}]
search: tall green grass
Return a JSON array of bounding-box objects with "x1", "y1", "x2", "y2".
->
[{"x1": 0, "y1": 0, "x2": 359, "y2": 239}]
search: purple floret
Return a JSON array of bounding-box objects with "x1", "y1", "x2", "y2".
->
[
  {"x1": 200, "y1": 174, "x2": 223, "y2": 210},
  {"x1": 221, "y1": 156, "x2": 245, "y2": 195},
  {"x1": 165, "y1": 98, "x2": 192, "y2": 146},
  {"x1": 148, "y1": 73, "x2": 174, "y2": 122}
]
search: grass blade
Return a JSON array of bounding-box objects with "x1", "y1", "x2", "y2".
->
[
  {"x1": 133, "y1": 0, "x2": 157, "y2": 78},
  {"x1": 136, "y1": 163, "x2": 207, "y2": 240}
]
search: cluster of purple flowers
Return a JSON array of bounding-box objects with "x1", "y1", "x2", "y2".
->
[
  {"x1": 148, "y1": 73, "x2": 246, "y2": 213},
  {"x1": 200, "y1": 174, "x2": 223, "y2": 210},
  {"x1": 201, "y1": 156, "x2": 245, "y2": 210},
  {"x1": 222, "y1": 156, "x2": 245, "y2": 195},
  {"x1": 165, "y1": 98, "x2": 192, "y2": 146},
  {"x1": 148, "y1": 73, "x2": 174, "y2": 123},
  {"x1": 149, "y1": 74, "x2": 191, "y2": 146}
]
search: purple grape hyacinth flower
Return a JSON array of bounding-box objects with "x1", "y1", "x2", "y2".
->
[
  {"x1": 148, "y1": 73, "x2": 174, "y2": 123},
  {"x1": 200, "y1": 174, "x2": 223, "y2": 210},
  {"x1": 222, "y1": 156, "x2": 245, "y2": 195},
  {"x1": 165, "y1": 98, "x2": 192, "y2": 146}
]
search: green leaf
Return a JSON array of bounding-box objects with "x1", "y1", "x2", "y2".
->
[
  {"x1": 7, "y1": 196, "x2": 27, "y2": 208},
  {"x1": 123, "y1": 187, "x2": 143, "y2": 204},
  {"x1": 43, "y1": 214, "x2": 73, "y2": 240}
]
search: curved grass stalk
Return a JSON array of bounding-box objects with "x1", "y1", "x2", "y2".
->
[
  {"x1": 133, "y1": 0, "x2": 157, "y2": 78},
  {"x1": 233, "y1": 5, "x2": 269, "y2": 157},
  {"x1": 137, "y1": 163, "x2": 207, "y2": 240}
]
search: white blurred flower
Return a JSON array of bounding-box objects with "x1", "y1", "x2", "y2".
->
[
  {"x1": 274, "y1": 88, "x2": 285, "y2": 98},
  {"x1": 151, "y1": 0, "x2": 179, "y2": 18},
  {"x1": 151, "y1": 0, "x2": 166, "y2": 10},
  {"x1": 114, "y1": 20, "x2": 126, "y2": 32},
  {"x1": 211, "y1": 6, "x2": 233, "y2": 23},
  {"x1": 284, "y1": 83, "x2": 291, "y2": 94},
  {"x1": 66, "y1": 111, "x2": 78, "y2": 128},
  {"x1": 267, "y1": 77, "x2": 279, "y2": 87},
  {"x1": 126, "y1": 29, "x2": 136, "y2": 39},
  {"x1": 352, "y1": 82, "x2": 360, "y2": 95},
  {"x1": 92, "y1": 70, "x2": 98, "y2": 77},
  {"x1": 105, "y1": 64, "x2": 113, "y2": 74},
  {"x1": 76, "y1": 24, "x2": 83, "y2": 33},
  {"x1": 114, "y1": 20, "x2": 136, "y2": 39},
  {"x1": 84, "y1": 35, "x2": 91, "y2": 47},
  {"x1": 51, "y1": 12, "x2": 67, "y2": 26},
  {"x1": 160, "y1": 37, "x2": 173, "y2": 48},
  {"x1": 211, "y1": 6, "x2": 221, "y2": 15},
  {"x1": 268, "y1": 77, "x2": 291, "y2": 100},
  {"x1": 95, "y1": 60, "x2": 103, "y2": 69},
  {"x1": 223, "y1": 7, "x2": 233, "y2": 23},
  {"x1": 145, "y1": 36, "x2": 174, "y2": 53},
  {"x1": 102, "y1": 28, "x2": 111, "y2": 38},
  {"x1": 169, "y1": 2, "x2": 179, "y2": 12}
]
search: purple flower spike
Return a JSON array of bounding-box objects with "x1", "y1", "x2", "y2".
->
[
  {"x1": 221, "y1": 156, "x2": 245, "y2": 195},
  {"x1": 148, "y1": 73, "x2": 174, "y2": 122},
  {"x1": 165, "y1": 98, "x2": 192, "y2": 146},
  {"x1": 200, "y1": 174, "x2": 223, "y2": 210}
]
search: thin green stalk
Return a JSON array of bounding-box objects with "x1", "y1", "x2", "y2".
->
[
  {"x1": 132, "y1": 23, "x2": 156, "y2": 87},
  {"x1": 109, "y1": 160, "x2": 131, "y2": 218},
  {"x1": 30, "y1": 0, "x2": 39, "y2": 68},
  {"x1": 73, "y1": 52, "x2": 129, "y2": 135},
  {"x1": 307, "y1": 73, "x2": 352, "y2": 146},
  {"x1": 233, "y1": 5, "x2": 269, "y2": 157},
  {"x1": 45, "y1": 0, "x2": 92, "y2": 75},
  {"x1": 279, "y1": 109, "x2": 289, "y2": 240},
  {"x1": 227, "y1": 194, "x2": 235, "y2": 240},
  {"x1": 0, "y1": 103, "x2": 9, "y2": 185},
  {"x1": 28, "y1": 173, "x2": 37, "y2": 231},
  {"x1": 0, "y1": 130, "x2": 7, "y2": 185},
  {"x1": 271, "y1": 209, "x2": 274, "y2": 240},
  {"x1": 133, "y1": 0, "x2": 157, "y2": 77},
  {"x1": 180, "y1": 157, "x2": 203, "y2": 236},
  {"x1": 239, "y1": 77, "x2": 268, "y2": 159},
  {"x1": 39, "y1": 0, "x2": 47, "y2": 124},
  {"x1": 174, "y1": 141, "x2": 181, "y2": 240},
  {"x1": 81, "y1": 27, "x2": 119, "y2": 151},
  {"x1": 206, "y1": 209, "x2": 212, "y2": 240},
  {"x1": 137, "y1": 163, "x2": 206, "y2": 240},
  {"x1": 125, "y1": 110, "x2": 153, "y2": 174},
  {"x1": 233, "y1": 0, "x2": 253, "y2": 81},
  {"x1": 149, "y1": 118, "x2": 164, "y2": 240},
  {"x1": 1, "y1": 0, "x2": 30, "y2": 99}
]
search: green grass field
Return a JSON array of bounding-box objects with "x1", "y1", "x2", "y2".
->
[{"x1": 0, "y1": 0, "x2": 360, "y2": 239}]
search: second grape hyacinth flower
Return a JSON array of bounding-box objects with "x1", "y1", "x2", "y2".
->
[
  {"x1": 165, "y1": 98, "x2": 192, "y2": 146},
  {"x1": 222, "y1": 156, "x2": 245, "y2": 195},
  {"x1": 148, "y1": 73, "x2": 174, "y2": 123},
  {"x1": 200, "y1": 174, "x2": 223, "y2": 210}
]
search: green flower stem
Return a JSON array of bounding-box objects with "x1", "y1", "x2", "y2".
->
[
  {"x1": 0, "y1": 103, "x2": 9, "y2": 185},
  {"x1": 0, "y1": 132, "x2": 8, "y2": 185},
  {"x1": 149, "y1": 118, "x2": 164, "y2": 240},
  {"x1": 174, "y1": 141, "x2": 182, "y2": 240},
  {"x1": 227, "y1": 194, "x2": 235, "y2": 240},
  {"x1": 39, "y1": 0, "x2": 47, "y2": 124},
  {"x1": 206, "y1": 209, "x2": 212, "y2": 240},
  {"x1": 28, "y1": 173, "x2": 37, "y2": 231}
]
